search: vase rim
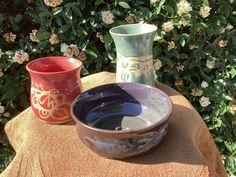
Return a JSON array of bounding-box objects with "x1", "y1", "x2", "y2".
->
[
  {"x1": 109, "y1": 24, "x2": 157, "y2": 36},
  {"x1": 26, "y1": 56, "x2": 83, "y2": 75}
]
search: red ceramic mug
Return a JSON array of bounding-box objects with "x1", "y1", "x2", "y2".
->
[{"x1": 26, "y1": 56, "x2": 83, "y2": 124}]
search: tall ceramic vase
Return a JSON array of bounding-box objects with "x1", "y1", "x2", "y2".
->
[{"x1": 110, "y1": 24, "x2": 157, "y2": 86}]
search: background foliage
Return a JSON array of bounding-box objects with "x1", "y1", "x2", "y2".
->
[{"x1": 0, "y1": 0, "x2": 235, "y2": 175}]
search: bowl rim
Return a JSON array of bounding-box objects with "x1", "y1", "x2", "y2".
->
[
  {"x1": 26, "y1": 56, "x2": 83, "y2": 75},
  {"x1": 71, "y1": 82, "x2": 173, "y2": 134}
]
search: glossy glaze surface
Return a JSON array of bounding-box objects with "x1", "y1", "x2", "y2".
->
[
  {"x1": 71, "y1": 83, "x2": 172, "y2": 159},
  {"x1": 26, "y1": 56, "x2": 83, "y2": 124}
]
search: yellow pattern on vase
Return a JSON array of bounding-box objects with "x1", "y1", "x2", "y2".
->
[{"x1": 31, "y1": 84, "x2": 70, "y2": 120}]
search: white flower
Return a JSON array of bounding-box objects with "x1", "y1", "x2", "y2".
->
[
  {"x1": 226, "y1": 23, "x2": 234, "y2": 30},
  {"x1": 49, "y1": 34, "x2": 59, "y2": 45},
  {"x1": 150, "y1": 0, "x2": 160, "y2": 4},
  {"x1": 0, "y1": 104, "x2": 5, "y2": 114},
  {"x1": 44, "y1": 0, "x2": 63, "y2": 7},
  {"x1": 219, "y1": 27, "x2": 225, "y2": 34},
  {"x1": 60, "y1": 43, "x2": 68, "y2": 53},
  {"x1": 199, "y1": 96, "x2": 211, "y2": 107},
  {"x1": 218, "y1": 40, "x2": 227, "y2": 48},
  {"x1": 3, "y1": 112, "x2": 10, "y2": 118},
  {"x1": 153, "y1": 59, "x2": 162, "y2": 70},
  {"x1": 228, "y1": 102, "x2": 236, "y2": 115},
  {"x1": 167, "y1": 41, "x2": 176, "y2": 51},
  {"x1": 30, "y1": 29, "x2": 40, "y2": 43},
  {"x1": 162, "y1": 21, "x2": 174, "y2": 32},
  {"x1": 177, "y1": 0, "x2": 192, "y2": 16},
  {"x1": 3, "y1": 32, "x2": 17, "y2": 42},
  {"x1": 101, "y1": 11, "x2": 115, "y2": 25},
  {"x1": 138, "y1": 18, "x2": 145, "y2": 24},
  {"x1": 13, "y1": 50, "x2": 29, "y2": 64},
  {"x1": 0, "y1": 68, "x2": 3, "y2": 77},
  {"x1": 206, "y1": 57, "x2": 216, "y2": 69},
  {"x1": 191, "y1": 88, "x2": 203, "y2": 97},
  {"x1": 0, "y1": 49, "x2": 3, "y2": 58},
  {"x1": 189, "y1": 44, "x2": 199, "y2": 50},
  {"x1": 125, "y1": 14, "x2": 135, "y2": 24},
  {"x1": 201, "y1": 81, "x2": 209, "y2": 88},
  {"x1": 180, "y1": 18, "x2": 189, "y2": 27},
  {"x1": 199, "y1": 4, "x2": 211, "y2": 18}
]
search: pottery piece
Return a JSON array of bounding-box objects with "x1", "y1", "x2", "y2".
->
[
  {"x1": 26, "y1": 56, "x2": 83, "y2": 124},
  {"x1": 71, "y1": 83, "x2": 172, "y2": 159},
  {"x1": 109, "y1": 24, "x2": 157, "y2": 86}
]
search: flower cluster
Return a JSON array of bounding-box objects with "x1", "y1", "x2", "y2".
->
[
  {"x1": 3, "y1": 32, "x2": 16, "y2": 42},
  {"x1": 206, "y1": 57, "x2": 216, "y2": 69},
  {"x1": 49, "y1": 34, "x2": 59, "y2": 45},
  {"x1": 218, "y1": 40, "x2": 228, "y2": 48},
  {"x1": 191, "y1": 88, "x2": 203, "y2": 97},
  {"x1": 167, "y1": 41, "x2": 176, "y2": 51},
  {"x1": 228, "y1": 102, "x2": 236, "y2": 115},
  {"x1": 125, "y1": 14, "x2": 135, "y2": 24},
  {"x1": 61, "y1": 44, "x2": 86, "y2": 61},
  {"x1": 0, "y1": 103, "x2": 5, "y2": 114},
  {"x1": 199, "y1": 4, "x2": 211, "y2": 18},
  {"x1": 101, "y1": 11, "x2": 115, "y2": 25},
  {"x1": 12, "y1": 51, "x2": 29, "y2": 64},
  {"x1": 199, "y1": 96, "x2": 211, "y2": 107},
  {"x1": 201, "y1": 81, "x2": 209, "y2": 88},
  {"x1": 30, "y1": 29, "x2": 40, "y2": 42},
  {"x1": 177, "y1": 0, "x2": 192, "y2": 16},
  {"x1": 162, "y1": 21, "x2": 174, "y2": 32},
  {"x1": 153, "y1": 59, "x2": 162, "y2": 70},
  {"x1": 96, "y1": 32, "x2": 105, "y2": 43},
  {"x1": 44, "y1": 0, "x2": 63, "y2": 7}
]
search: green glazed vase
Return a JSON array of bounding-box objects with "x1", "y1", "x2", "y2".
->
[{"x1": 110, "y1": 24, "x2": 157, "y2": 86}]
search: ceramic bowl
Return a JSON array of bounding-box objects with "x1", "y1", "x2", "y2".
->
[{"x1": 71, "y1": 83, "x2": 172, "y2": 159}]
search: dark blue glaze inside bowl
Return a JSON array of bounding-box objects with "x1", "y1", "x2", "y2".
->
[{"x1": 71, "y1": 83, "x2": 172, "y2": 132}]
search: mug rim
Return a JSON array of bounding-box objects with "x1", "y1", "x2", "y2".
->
[
  {"x1": 26, "y1": 56, "x2": 83, "y2": 75},
  {"x1": 109, "y1": 23, "x2": 157, "y2": 37}
]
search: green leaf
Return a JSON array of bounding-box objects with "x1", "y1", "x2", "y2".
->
[
  {"x1": 154, "y1": 0, "x2": 166, "y2": 15},
  {"x1": 56, "y1": 17, "x2": 62, "y2": 26},
  {"x1": 0, "y1": 14, "x2": 4, "y2": 25},
  {"x1": 39, "y1": 11, "x2": 51, "y2": 17},
  {"x1": 86, "y1": 50, "x2": 98, "y2": 58},
  {"x1": 37, "y1": 32, "x2": 51, "y2": 40},
  {"x1": 202, "y1": 0, "x2": 209, "y2": 6},
  {"x1": 215, "y1": 136, "x2": 224, "y2": 143},
  {"x1": 229, "y1": 67, "x2": 236, "y2": 78},
  {"x1": 71, "y1": 6, "x2": 82, "y2": 17},
  {"x1": 118, "y1": 2, "x2": 131, "y2": 9},
  {"x1": 162, "y1": 5, "x2": 173, "y2": 14},
  {"x1": 224, "y1": 141, "x2": 236, "y2": 152},
  {"x1": 222, "y1": 94, "x2": 233, "y2": 101},
  {"x1": 53, "y1": 7, "x2": 63, "y2": 16},
  {"x1": 58, "y1": 24, "x2": 71, "y2": 34},
  {"x1": 95, "y1": 0, "x2": 105, "y2": 5},
  {"x1": 104, "y1": 34, "x2": 113, "y2": 50},
  {"x1": 180, "y1": 38, "x2": 186, "y2": 47},
  {"x1": 37, "y1": 41, "x2": 48, "y2": 49},
  {"x1": 14, "y1": 14, "x2": 23, "y2": 23}
]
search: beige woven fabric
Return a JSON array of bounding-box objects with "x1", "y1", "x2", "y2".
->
[{"x1": 1, "y1": 72, "x2": 226, "y2": 177}]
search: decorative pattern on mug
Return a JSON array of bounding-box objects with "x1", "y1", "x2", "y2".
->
[
  {"x1": 31, "y1": 83, "x2": 70, "y2": 120},
  {"x1": 116, "y1": 53, "x2": 154, "y2": 83}
]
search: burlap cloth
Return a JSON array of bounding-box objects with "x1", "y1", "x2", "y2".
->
[{"x1": 1, "y1": 72, "x2": 226, "y2": 177}]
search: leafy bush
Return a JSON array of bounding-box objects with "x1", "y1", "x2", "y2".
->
[{"x1": 0, "y1": 0, "x2": 235, "y2": 175}]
